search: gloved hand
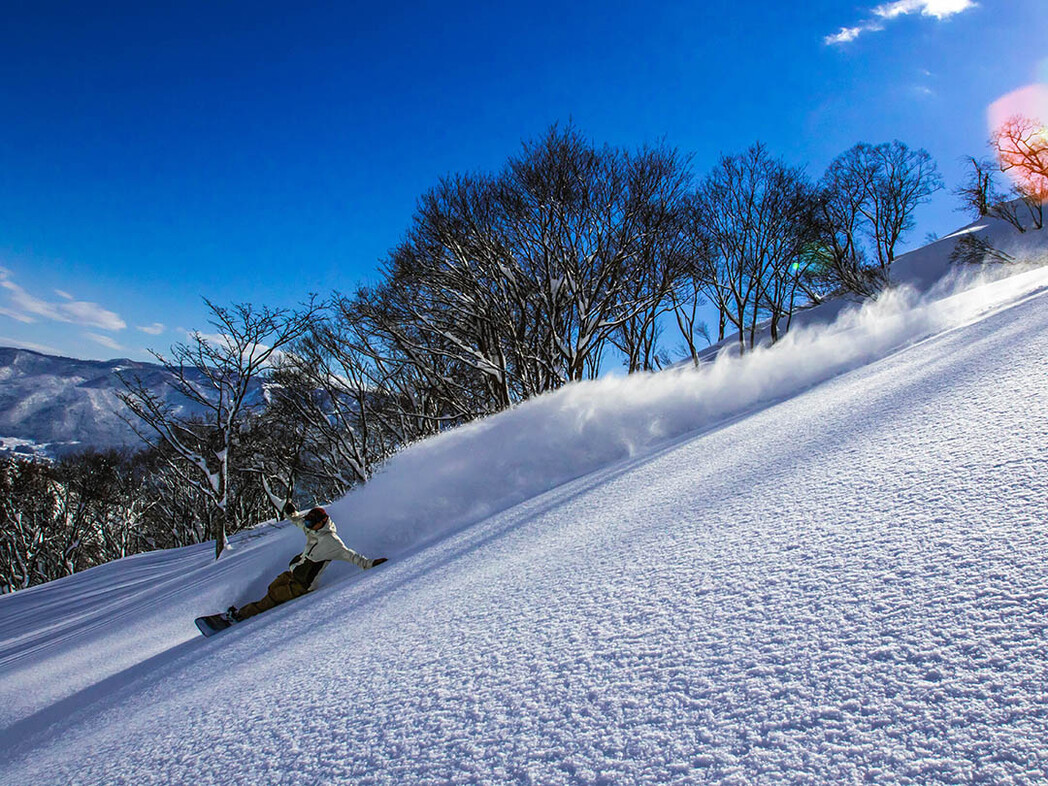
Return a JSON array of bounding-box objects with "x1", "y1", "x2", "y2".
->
[{"x1": 283, "y1": 501, "x2": 297, "y2": 517}]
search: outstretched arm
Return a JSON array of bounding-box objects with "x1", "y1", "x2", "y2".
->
[
  {"x1": 283, "y1": 503, "x2": 309, "y2": 533},
  {"x1": 323, "y1": 532, "x2": 373, "y2": 569},
  {"x1": 312, "y1": 528, "x2": 383, "y2": 570}
]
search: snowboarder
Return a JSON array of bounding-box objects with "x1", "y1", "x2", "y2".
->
[{"x1": 195, "y1": 503, "x2": 386, "y2": 636}]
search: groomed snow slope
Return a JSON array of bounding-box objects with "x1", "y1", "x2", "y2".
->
[{"x1": 2, "y1": 265, "x2": 1048, "y2": 784}]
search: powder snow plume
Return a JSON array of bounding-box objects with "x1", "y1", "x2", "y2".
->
[{"x1": 329, "y1": 263, "x2": 1048, "y2": 558}]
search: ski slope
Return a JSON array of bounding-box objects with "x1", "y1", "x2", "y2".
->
[{"x1": 2, "y1": 256, "x2": 1048, "y2": 783}]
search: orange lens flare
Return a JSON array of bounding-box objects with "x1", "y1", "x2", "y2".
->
[{"x1": 989, "y1": 83, "x2": 1048, "y2": 203}]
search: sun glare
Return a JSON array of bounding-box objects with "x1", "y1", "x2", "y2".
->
[{"x1": 988, "y1": 78, "x2": 1048, "y2": 200}]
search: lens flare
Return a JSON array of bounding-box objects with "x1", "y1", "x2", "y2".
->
[
  {"x1": 989, "y1": 84, "x2": 1048, "y2": 132},
  {"x1": 988, "y1": 80, "x2": 1048, "y2": 201}
]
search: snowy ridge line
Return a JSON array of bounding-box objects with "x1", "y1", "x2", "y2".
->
[{"x1": 330, "y1": 264, "x2": 1048, "y2": 560}]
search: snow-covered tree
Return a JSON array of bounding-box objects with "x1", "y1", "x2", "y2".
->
[{"x1": 119, "y1": 298, "x2": 319, "y2": 559}]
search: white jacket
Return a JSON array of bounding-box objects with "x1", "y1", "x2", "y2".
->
[{"x1": 287, "y1": 510, "x2": 372, "y2": 589}]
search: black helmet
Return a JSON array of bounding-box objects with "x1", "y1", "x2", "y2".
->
[{"x1": 304, "y1": 507, "x2": 329, "y2": 527}]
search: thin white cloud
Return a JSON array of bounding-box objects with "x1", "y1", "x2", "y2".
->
[
  {"x1": 190, "y1": 329, "x2": 230, "y2": 348},
  {"x1": 194, "y1": 330, "x2": 274, "y2": 356},
  {"x1": 874, "y1": 0, "x2": 975, "y2": 20},
  {"x1": 824, "y1": 26, "x2": 865, "y2": 45},
  {"x1": 138, "y1": 322, "x2": 166, "y2": 335},
  {"x1": 185, "y1": 329, "x2": 282, "y2": 366},
  {"x1": 0, "y1": 306, "x2": 34, "y2": 324},
  {"x1": 0, "y1": 269, "x2": 126, "y2": 330},
  {"x1": 86, "y1": 332, "x2": 125, "y2": 351},
  {"x1": 60, "y1": 300, "x2": 126, "y2": 330},
  {"x1": 826, "y1": 0, "x2": 976, "y2": 45},
  {"x1": 0, "y1": 336, "x2": 62, "y2": 355},
  {"x1": 1, "y1": 278, "x2": 63, "y2": 321}
]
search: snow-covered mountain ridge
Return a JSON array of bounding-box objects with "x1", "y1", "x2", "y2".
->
[
  {"x1": 1, "y1": 218, "x2": 1047, "y2": 783},
  {"x1": 0, "y1": 348, "x2": 259, "y2": 458}
]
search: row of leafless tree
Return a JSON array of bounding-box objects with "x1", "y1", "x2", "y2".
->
[
  {"x1": 111, "y1": 127, "x2": 948, "y2": 562},
  {"x1": 351, "y1": 127, "x2": 947, "y2": 373},
  {"x1": 6, "y1": 118, "x2": 1045, "y2": 588}
]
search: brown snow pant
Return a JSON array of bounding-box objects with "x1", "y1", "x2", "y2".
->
[{"x1": 236, "y1": 571, "x2": 309, "y2": 620}]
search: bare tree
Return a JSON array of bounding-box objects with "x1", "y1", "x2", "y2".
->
[
  {"x1": 667, "y1": 272, "x2": 710, "y2": 366},
  {"x1": 950, "y1": 118, "x2": 1047, "y2": 268},
  {"x1": 504, "y1": 124, "x2": 680, "y2": 382},
  {"x1": 369, "y1": 173, "x2": 536, "y2": 413},
  {"x1": 0, "y1": 457, "x2": 56, "y2": 592},
  {"x1": 755, "y1": 169, "x2": 822, "y2": 343},
  {"x1": 356, "y1": 125, "x2": 695, "y2": 405},
  {"x1": 990, "y1": 115, "x2": 1046, "y2": 231},
  {"x1": 868, "y1": 141, "x2": 943, "y2": 269},
  {"x1": 817, "y1": 160, "x2": 883, "y2": 297},
  {"x1": 690, "y1": 151, "x2": 761, "y2": 354},
  {"x1": 263, "y1": 313, "x2": 401, "y2": 502},
  {"x1": 119, "y1": 298, "x2": 319, "y2": 559},
  {"x1": 692, "y1": 143, "x2": 820, "y2": 353},
  {"x1": 950, "y1": 148, "x2": 1030, "y2": 265},
  {"x1": 954, "y1": 156, "x2": 1001, "y2": 219},
  {"x1": 822, "y1": 141, "x2": 943, "y2": 286},
  {"x1": 994, "y1": 116, "x2": 1048, "y2": 201},
  {"x1": 610, "y1": 145, "x2": 694, "y2": 372},
  {"x1": 137, "y1": 446, "x2": 208, "y2": 549},
  {"x1": 949, "y1": 233, "x2": 1017, "y2": 266},
  {"x1": 54, "y1": 450, "x2": 142, "y2": 567},
  {"x1": 0, "y1": 450, "x2": 153, "y2": 592}
]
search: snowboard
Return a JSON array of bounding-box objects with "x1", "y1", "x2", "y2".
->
[
  {"x1": 195, "y1": 613, "x2": 236, "y2": 637},
  {"x1": 194, "y1": 559, "x2": 388, "y2": 637}
]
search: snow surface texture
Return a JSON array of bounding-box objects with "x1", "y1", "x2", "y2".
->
[{"x1": 2, "y1": 262, "x2": 1048, "y2": 782}]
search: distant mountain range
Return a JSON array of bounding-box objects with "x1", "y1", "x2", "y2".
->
[{"x1": 0, "y1": 348, "x2": 213, "y2": 458}]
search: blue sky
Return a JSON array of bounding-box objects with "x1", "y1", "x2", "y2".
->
[{"x1": 0, "y1": 0, "x2": 1044, "y2": 361}]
